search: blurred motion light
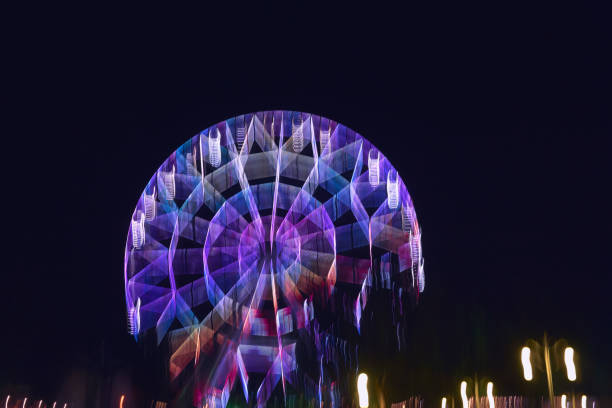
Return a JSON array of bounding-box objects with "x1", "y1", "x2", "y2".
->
[
  {"x1": 561, "y1": 394, "x2": 567, "y2": 408},
  {"x1": 521, "y1": 346, "x2": 533, "y2": 381},
  {"x1": 441, "y1": 397, "x2": 447, "y2": 408},
  {"x1": 564, "y1": 347, "x2": 577, "y2": 381},
  {"x1": 357, "y1": 373, "x2": 369, "y2": 408},
  {"x1": 460, "y1": 381, "x2": 468, "y2": 408},
  {"x1": 22, "y1": 397, "x2": 27, "y2": 408},
  {"x1": 581, "y1": 395, "x2": 587, "y2": 408},
  {"x1": 487, "y1": 382, "x2": 495, "y2": 408},
  {"x1": 119, "y1": 395, "x2": 125, "y2": 408},
  {"x1": 5, "y1": 396, "x2": 9, "y2": 408}
]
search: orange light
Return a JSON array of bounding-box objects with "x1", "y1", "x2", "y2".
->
[{"x1": 119, "y1": 395, "x2": 125, "y2": 408}]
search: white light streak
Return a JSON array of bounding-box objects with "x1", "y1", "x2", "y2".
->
[
  {"x1": 521, "y1": 346, "x2": 533, "y2": 381},
  {"x1": 441, "y1": 397, "x2": 447, "y2": 408},
  {"x1": 487, "y1": 382, "x2": 495, "y2": 408},
  {"x1": 564, "y1": 347, "x2": 577, "y2": 381},
  {"x1": 460, "y1": 381, "x2": 468, "y2": 408},
  {"x1": 357, "y1": 373, "x2": 368, "y2": 408},
  {"x1": 561, "y1": 394, "x2": 567, "y2": 408},
  {"x1": 581, "y1": 395, "x2": 587, "y2": 408},
  {"x1": 22, "y1": 397, "x2": 27, "y2": 408},
  {"x1": 5, "y1": 395, "x2": 9, "y2": 408}
]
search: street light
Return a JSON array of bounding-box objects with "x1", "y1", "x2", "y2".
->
[
  {"x1": 564, "y1": 347, "x2": 577, "y2": 381},
  {"x1": 521, "y1": 334, "x2": 578, "y2": 407},
  {"x1": 521, "y1": 347, "x2": 533, "y2": 381},
  {"x1": 486, "y1": 382, "x2": 495, "y2": 408},
  {"x1": 357, "y1": 373, "x2": 369, "y2": 408},
  {"x1": 460, "y1": 381, "x2": 468, "y2": 408}
]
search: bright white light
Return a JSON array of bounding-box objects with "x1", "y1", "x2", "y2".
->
[
  {"x1": 460, "y1": 381, "x2": 468, "y2": 408},
  {"x1": 441, "y1": 397, "x2": 447, "y2": 408},
  {"x1": 23, "y1": 397, "x2": 27, "y2": 408},
  {"x1": 487, "y1": 382, "x2": 495, "y2": 408},
  {"x1": 37, "y1": 401, "x2": 42, "y2": 408},
  {"x1": 561, "y1": 394, "x2": 567, "y2": 408},
  {"x1": 5, "y1": 395, "x2": 9, "y2": 408},
  {"x1": 368, "y1": 150, "x2": 380, "y2": 187},
  {"x1": 386, "y1": 171, "x2": 399, "y2": 209},
  {"x1": 521, "y1": 346, "x2": 533, "y2": 381},
  {"x1": 564, "y1": 347, "x2": 577, "y2": 381},
  {"x1": 357, "y1": 373, "x2": 368, "y2": 408},
  {"x1": 209, "y1": 129, "x2": 221, "y2": 168},
  {"x1": 52, "y1": 402, "x2": 56, "y2": 408},
  {"x1": 581, "y1": 395, "x2": 587, "y2": 408}
]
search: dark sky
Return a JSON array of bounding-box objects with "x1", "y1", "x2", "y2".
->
[{"x1": 2, "y1": 3, "x2": 611, "y2": 406}]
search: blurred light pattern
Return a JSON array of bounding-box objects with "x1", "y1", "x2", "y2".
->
[
  {"x1": 441, "y1": 397, "x2": 447, "y2": 408},
  {"x1": 124, "y1": 111, "x2": 424, "y2": 407},
  {"x1": 487, "y1": 382, "x2": 495, "y2": 408},
  {"x1": 521, "y1": 346, "x2": 533, "y2": 381},
  {"x1": 4, "y1": 396, "x2": 9, "y2": 408},
  {"x1": 460, "y1": 381, "x2": 468, "y2": 408},
  {"x1": 357, "y1": 373, "x2": 368, "y2": 408},
  {"x1": 564, "y1": 347, "x2": 577, "y2": 381},
  {"x1": 22, "y1": 398, "x2": 26, "y2": 408},
  {"x1": 582, "y1": 395, "x2": 587, "y2": 408},
  {"x1": 119, "y1": 395, "x2": 125, "y2": 408}
]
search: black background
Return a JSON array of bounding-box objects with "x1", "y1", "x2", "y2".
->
[{"x1": 2, "y1": 3, "x2": 611, "y2": 406}]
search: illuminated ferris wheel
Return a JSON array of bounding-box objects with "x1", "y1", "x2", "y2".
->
[{"x1": 124, "y1": 111, "x2": 424, "y2": 407}]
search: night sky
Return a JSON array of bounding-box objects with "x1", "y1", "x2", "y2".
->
[{"x1": 2, "y1": 3, "x2": 611, "y2": 406}]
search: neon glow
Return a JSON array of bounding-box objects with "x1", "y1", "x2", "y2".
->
[
  {"x1": 521, "y1": 346, "x2": 533, "y2": 381},
  {"x1": 460, "y1": 381, "x2": 468, "y2": 408},
  {"x1": 486, "y1": 382, "x2": 495, "y2": 408},
  {"x1": 564, "y1": 347, "x2": 577, "y2": 381},
  {"x1": 357, "y1": 373, "x2": 369, "y2": 408},
  {"x1": 124, "y1": 111, "x2": 424, "y2": 406}
]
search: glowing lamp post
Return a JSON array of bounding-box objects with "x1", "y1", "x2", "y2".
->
[
  {"x1": 357, "y1": 373, "x2": 369, "y2": 408},
  {"x1": 521, "y1": 334, "x2": 578, "y2": 408}
]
